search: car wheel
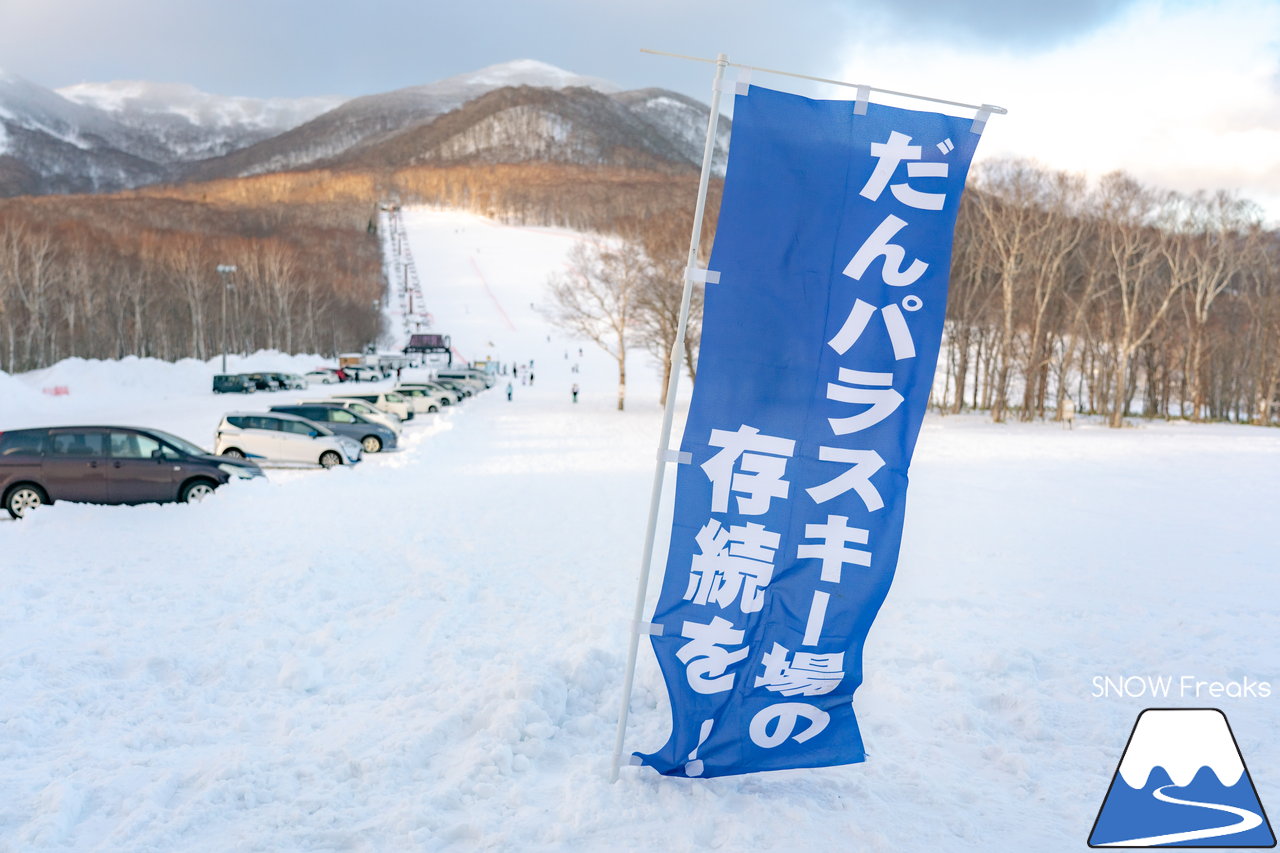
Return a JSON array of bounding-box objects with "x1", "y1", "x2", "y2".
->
[
  {"x1": 428, "y1": 405, "x2": 438, "y2": 413},
  {"x1": 180, "y1": 480, "x2": 217, "y2": 503},
  {"x1": 361, "y1": 435, "x2": 383, "y2": 453},
  {"x1": 5, "y1": 484, "x2": 47, "y2": 519},
  {"x1": 222, "y1": 448, "x2": 246, "y2": 459},
  {"x1": 320, "y1": 451, "x2": 342, "y2": 468}
]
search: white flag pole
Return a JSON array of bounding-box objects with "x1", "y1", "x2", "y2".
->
[{"x1": 609, "y1": 51, "x2": 729, "y2": 783}]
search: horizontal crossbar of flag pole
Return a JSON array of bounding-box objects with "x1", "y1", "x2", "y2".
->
[{"x1": 640, "y1": 48, "x2": 1007, "y2": 117}]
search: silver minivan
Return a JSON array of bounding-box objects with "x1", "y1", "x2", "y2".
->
[
  {"x1": 316, "y1": 398, "x2": 403, "y2": 435},
  {"x1": 436, "y1": 369, "x2": 493, "y2": 389}
]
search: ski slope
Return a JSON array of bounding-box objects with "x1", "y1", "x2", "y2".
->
[{"x1": 1, "y1": 208, "x2": 1279, "y2": 852}]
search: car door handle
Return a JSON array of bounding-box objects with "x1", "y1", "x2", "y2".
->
[
  {"x1": 88, "y1": 461, "x2": 99, "y2": 468},
  {"x1": 113, "y1": 461, "x2": 123, "y2": 468}
]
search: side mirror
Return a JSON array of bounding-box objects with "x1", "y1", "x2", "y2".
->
[
  {"x1": 151, "y1": 448, "x2": 164, "y2": 461},
  {"x1": 309, "y1": 430, "x2": 320, "y2": 437}
]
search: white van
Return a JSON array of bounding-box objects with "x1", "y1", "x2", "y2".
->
[
  {"x1": 215, "y1": 412, "x2": 362, "y2": 468},
  {"x1": 436, "y1": 369, "x2": 493, "y2": 389},
  {"x1": 329, "y1": 391, "x2": 414, "y2": 422}
]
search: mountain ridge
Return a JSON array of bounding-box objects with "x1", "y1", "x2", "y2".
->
[{"x1": 0, "y1": 60, "x2": 724, "y2": 196}]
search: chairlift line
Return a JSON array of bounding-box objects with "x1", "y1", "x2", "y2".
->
[{"x1": 379, "y1": 204, "x2": 430, "y2": 346}]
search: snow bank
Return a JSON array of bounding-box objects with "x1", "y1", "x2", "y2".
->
[{"x1": 1, "y1": 209, "x2": 1277, "y2": 851}]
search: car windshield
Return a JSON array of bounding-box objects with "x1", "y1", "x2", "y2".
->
[{"x1": 147, "y1": 429, "x2": 210, "y2": 456}]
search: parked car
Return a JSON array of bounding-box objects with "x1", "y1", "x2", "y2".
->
[
  {"x1": 213, "y1": 374, "x2": 255, "y2": 394},
  {"x1": 215, "y1": 412, "x2": 362, "y2": 468},
  {"x1": 304, "y1": 368, "x2": 340, "y2": 385},
  {"x1": 241, "y1": 372, "x2": 283, "y2": 392},
  {"x1": 437, "y1": 368, "x2": 494, "y2": 389},
  {"x1": 273, "y1": 372, "x2": 307, "y2": 390},
  {"x1": 345, "y1": 364, "x2": 386, "y2": 382},
  {"x1": 398, "y1": 382, "x2": 459, "y2": 405},
  {"x1": 441, "y1": 377, "x2": 482, "y2": 397},
  {"x1": 318, "y1": 398, "x2": 403, "y2": 435},
  {"x1": 431, "y1": 378, "x2": 475, "y2": 399},
  {"x1": 0, "y1": 425, "x2": 263, "y2": 518},
  {"x1": 329, "y1": 391, "x2": 414, "y2": 422},
  {"x1": 270, "y1": 404, "x2": 397, "y2": 454},
  {"x1": 390, "y1": 386, "x2": 443, "y2": 414}
]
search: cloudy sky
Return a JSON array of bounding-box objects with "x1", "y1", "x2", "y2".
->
[{"x1": 3, "y1": 0, "x2": 1278, "y2": 220}]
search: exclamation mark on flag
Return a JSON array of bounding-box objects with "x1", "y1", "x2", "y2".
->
[{"x1": 684, "y1": 719, "x2": 715, "y2": 777}]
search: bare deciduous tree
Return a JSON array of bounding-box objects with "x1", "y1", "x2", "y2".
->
[{"x1": 545, "y1": 240, "x2": 647, "y2": 410}]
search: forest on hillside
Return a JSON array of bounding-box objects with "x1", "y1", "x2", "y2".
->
[
  {"x1": 0, "y1": 164, "x2": 712, "y2": 373},
  {"x1": 0, "y1": 194, "x2": 383, "y2": 369},
  {"x1": 0, "y1": 159, "x2": 1275, "y2": 427}
]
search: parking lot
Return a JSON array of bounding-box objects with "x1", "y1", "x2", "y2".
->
[{"x1": 0, "y1": 359, "x2": 497, "y2": 517}]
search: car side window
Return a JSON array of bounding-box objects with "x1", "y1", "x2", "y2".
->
[
  {"x1": 332, "y1": 410, "x2": 356, "y2": 423},
  {"x1": 109, "y1": 432, "x2": 162, "y2": 459},
  {"x1": 281, "y1": 420, "x2": 312, "y2": 435},
  {"x1": 49, "y1": 432, "x2": 105, "y2": 457},
  {"x1": 0, "y1": 431, "x2": 45, "y2": 456}
]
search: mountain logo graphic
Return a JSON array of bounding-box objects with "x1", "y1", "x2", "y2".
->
[{"x1": 1089, "y1": 708, "x2": 1275, "y2": 848}]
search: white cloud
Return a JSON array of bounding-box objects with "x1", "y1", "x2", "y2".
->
[{"x1": 834, "y1": 0, "x2": 1280, "y2": 222}]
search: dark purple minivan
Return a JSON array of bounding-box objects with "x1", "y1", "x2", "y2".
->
[{"x1": 0, "y1": 426, "x2": 263, "y2": 518}]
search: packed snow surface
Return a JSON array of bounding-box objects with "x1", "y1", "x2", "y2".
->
[{"x1": 2, "y1": 209, "x2": 1278, "y2": 851}]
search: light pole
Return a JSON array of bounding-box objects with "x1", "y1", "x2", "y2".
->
[{"x1": 217, "y1": 264, "x2": 237, "y2": 373}]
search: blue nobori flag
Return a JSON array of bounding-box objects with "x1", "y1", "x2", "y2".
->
[{"x1": 635, "y1": 86, "x2": 983, "y2": 778}]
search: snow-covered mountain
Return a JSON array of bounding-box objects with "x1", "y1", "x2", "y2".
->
[
  {"x1": 188, "y1": 61, "x2": 729, "y2": 180},
  {"x1": 0, "y1": 60, "x2": 726, "y2": 196},
  {"x1": 0, "y1": 68, "x2": 337, "y2": 194},
  {"x1": 614, "y1": 88, "x2": 731, "y2": 174},
  {"x1": 57, "y1": 81, "x2": 346, "y2": 162},
  {"x1": 181, "y1": 59, "x2": 635, "y2": 181},
  {"x1": 323, "y1": 85, "x2": 720, "y2": 173},
  {"x1": 0, "y1": 68, "x2": 168, "y2": 195}
]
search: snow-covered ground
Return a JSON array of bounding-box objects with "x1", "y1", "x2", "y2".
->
[{"x1": 2, "y1": 209, "x2": 1278, "y2": 852}]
